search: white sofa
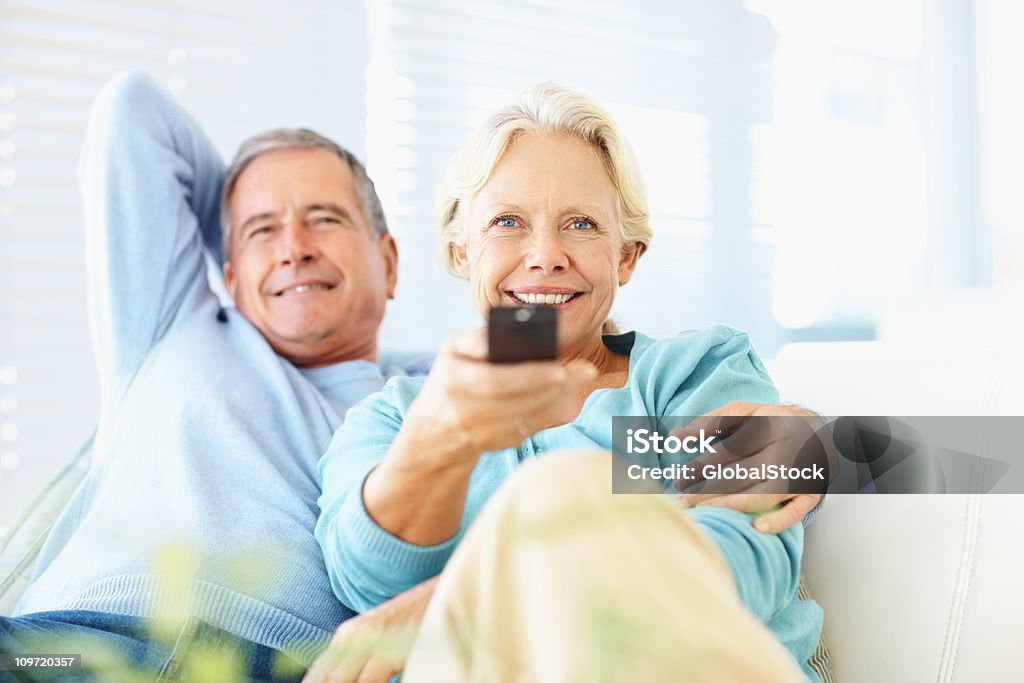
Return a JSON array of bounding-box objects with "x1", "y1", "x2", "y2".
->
[{"x1": 768, "y1": 342, "x2": 1024, "y2": 682}]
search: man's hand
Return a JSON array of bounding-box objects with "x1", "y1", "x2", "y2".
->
[
  {"x1": 673, "y1": 401, "x2": 834, "y2": 534},
  {"x1": 303, "y1": 577, "x2": 437, "y2": 683}
]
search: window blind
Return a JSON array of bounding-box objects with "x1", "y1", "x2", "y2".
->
[
  {"x1": 369, "y1": 0, "x2": 780, "y2": 353},
  {"x1": 368, "y1": 0, "x2": 972, "y2": 354}
]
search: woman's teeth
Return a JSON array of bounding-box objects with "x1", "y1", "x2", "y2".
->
[{"x1": 512, "y1": 292, "x2": 574, "y2": 305}]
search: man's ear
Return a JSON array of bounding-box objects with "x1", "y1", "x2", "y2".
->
[
  {"x1": 451, "y1": 242, "x2": 471, "y2": 279},
  {"x1": 378, "y1": 233, "x2": 399, "y2": 299},
  {"x1": 223, "y1": 261, "x2": 238, "y2": 299},
  {"x1": 617, "y1": 241, "x2": 644, "y2": 286}
]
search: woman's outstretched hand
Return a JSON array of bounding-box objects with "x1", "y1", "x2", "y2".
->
[
  {"x1": 364, "y1": 328, "x2": 596, "y2": 546},
  {"x1": 403, "y1": 328, "x2": 597, "y2": 466}
]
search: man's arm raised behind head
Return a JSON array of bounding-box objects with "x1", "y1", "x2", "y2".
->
[{"x1": 80, "y1": 71, "x2": 225, "y2": 398}]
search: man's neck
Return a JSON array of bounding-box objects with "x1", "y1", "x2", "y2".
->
[{"x1": 283, "y1": 340, "x2": 380, "y2": 369}]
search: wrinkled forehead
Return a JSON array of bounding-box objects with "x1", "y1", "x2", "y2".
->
[
  {"x1": 471, "y1": 134, "x2": 619, "y2": 219},
  {"x1": 229, "y1": 147, "x2": 361, "y2": 219}
]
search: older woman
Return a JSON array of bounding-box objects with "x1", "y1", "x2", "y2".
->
[{"x1": 313, "y1": 84, "x2": 823, "y2": 682}]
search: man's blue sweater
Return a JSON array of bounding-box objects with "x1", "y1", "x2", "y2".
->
[{"x1": 13, "y1": 72, "x2": 427, "y2": 666}]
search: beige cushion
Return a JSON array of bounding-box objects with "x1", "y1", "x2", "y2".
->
[{"x1": 798, "y1": 574, "x2": 834, "y2": 683}]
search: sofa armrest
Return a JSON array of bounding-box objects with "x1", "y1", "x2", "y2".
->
[{"x1": 0, "y1": 432, "x2": 93, "y2": 615}]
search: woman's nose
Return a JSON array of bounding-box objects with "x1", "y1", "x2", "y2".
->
[{"x1": 524, "y1": 229, "x2": 569, "y2": 273}]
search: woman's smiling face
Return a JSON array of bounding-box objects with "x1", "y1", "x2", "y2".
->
[{"x1": 453, "y1": 133, "x2": 642, "y2": 359}]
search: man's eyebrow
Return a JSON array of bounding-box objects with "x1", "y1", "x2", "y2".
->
[
  {"x1": 237, "y1": 203, "x2": 357, "y2": 234},
  {"x1": 238, "y1": 212, "x2": 276, "y2": 234},
  {"x1": 305, "y1": 203, "x2": 355, "y2": 223}
]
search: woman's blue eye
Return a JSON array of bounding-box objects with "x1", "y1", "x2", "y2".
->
[
  {"x1": 571, "y1": 218, "x2": 594, "y2": 230},
  {"x1": 496, "y1": 216, "x2": 517, "y2": 227}
]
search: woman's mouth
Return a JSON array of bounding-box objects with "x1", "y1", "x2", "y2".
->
[{"x1": 507, "y1": 290, "x2": 581, "y2": 307}]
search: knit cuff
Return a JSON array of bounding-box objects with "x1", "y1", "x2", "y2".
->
[{"x1": 339, "y1": 472, "x2": 461, "y2": 591}]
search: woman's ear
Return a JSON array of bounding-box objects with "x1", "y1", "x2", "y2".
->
[
  {"x1": 617, "y1": 241, "x2": 644, "y2": 286},
  {"x1": 451, "y1": 242, "x2": 471, "y2": 279}
]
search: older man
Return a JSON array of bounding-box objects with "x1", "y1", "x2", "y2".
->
[{"x1": 0, "y1": 71, "x2": 441, "y2": 681}]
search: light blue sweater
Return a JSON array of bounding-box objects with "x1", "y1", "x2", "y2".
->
[
  {"x1": 317, "y1": 328, "x2": 823, "y2": 680},
  {"x1": 13, "y1": 72, "x2": 430, "y2": 665}
]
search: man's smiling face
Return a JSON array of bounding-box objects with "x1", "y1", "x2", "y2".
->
[{"x1": 223, "y1": 147, "x2": 397, "y2": 367}]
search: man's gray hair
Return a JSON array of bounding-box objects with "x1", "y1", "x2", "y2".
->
[{"x1": 220, "y1": 128, "x2": 388, "y2": 258}]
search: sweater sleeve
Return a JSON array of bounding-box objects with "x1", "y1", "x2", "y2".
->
[
  {"x1": 687, "y1": 507, "x2": 804, "y2": 621},
  {"x1": 656, "y1": 327, "x2": 800, "y2": 620},
  {"x1": 316, "y1": 379, "x2": 459, "y2": 612},
  {"x1": 662, "y1": 327, "x2": 779, "y2": 416},
  {"x1": 81, "y1": 71, "x2": 225, "y2": 397}
]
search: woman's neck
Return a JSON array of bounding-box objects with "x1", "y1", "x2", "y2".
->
[
  {"x1": 561, "y1": 333, "x2": 629, "y2": 378},
  {"x1": 550, "y1": 333, "x2": 630, "y2": 426}
]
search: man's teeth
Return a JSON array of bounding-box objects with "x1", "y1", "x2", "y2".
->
[
  {"x1": 512, "y1": 292, "x2": 574, "y2": 305},
  {"x1": 281, "y1": 283, "x2": 331, "y2": 295}
]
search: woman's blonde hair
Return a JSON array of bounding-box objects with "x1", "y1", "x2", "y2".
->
[{"x1": 435, "y1": 83, "x2": 652, "y2": 273}]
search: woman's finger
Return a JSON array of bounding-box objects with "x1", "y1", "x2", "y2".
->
[
  {"x1": 439, "y1": 354, "x2": 567, "y2": 400},
  {"x1": 442, "y1": 328, "x2": 489, "y2": 360},
  {"x1": 442, "y1": 362, "x2": 594, "y2": 424},
  {"x1": 458, "y1": 382, "x2": 579, "y2": 446}
]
